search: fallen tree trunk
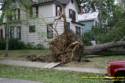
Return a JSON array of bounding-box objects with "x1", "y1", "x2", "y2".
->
[{"x1": 84, "y1": 41, "x2": 125, "y2": 55}]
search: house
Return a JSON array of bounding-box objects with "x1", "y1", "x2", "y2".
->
[
  {"x1": 78, "y1": 12, "x2": 99, "y2": 33},
  {"x1": 1, "y1": 0, "x2": 84, "y2": 47}
]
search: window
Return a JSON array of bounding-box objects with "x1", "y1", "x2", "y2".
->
[
  {"x1": 66, "y1": 22, "x2": 70, "y2": 32},
  {"x1": 16, "y1": 26, "x2": 21, "y2": 39},
  {"x1": 69, "y1": 9, "x2": 76, "y2": 21},
  {"x1": 56, "y1": 5, "x2": 62, "y2": 16},
  {"x1": 36, "y1": 6, "x2": 39, "y2": 17},
  {"x1": 0, "y1": 29, "x2": 3, "y2": 39},
  {"x1": 30, "y1": 7, "x2": 33, "y2": 17},
  {"x1": 76, "y1": 26, "x2": 81, "y2": 36},
  {"x1": 17, "y1": 9, "x2": 20, "y2": 20},
  {"x1": 47, "y1": 24, "x2": 53, "y2": 39},
  {"x1": 13, "y1": 9, "x2": 20, "y2": 20},
  {"x1": 31, "y1": 6, "x2": 39, "y2": 17},
  {"x1": 29, "y1": 25, "x2": 35, "y2": 33},
  {"x1": 9, "y1": 26, "x2": 14, "y2": 38},
  {"x1": 71, "y1": 0, "x2": 74, "y2": 3}
]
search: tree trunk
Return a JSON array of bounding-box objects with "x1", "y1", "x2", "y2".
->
[{"x1": 84, "y1": 41, "x2": 125, "y2": 55}]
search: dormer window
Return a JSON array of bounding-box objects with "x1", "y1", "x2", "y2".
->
[
  {"x1": 69, "y1": 9, "x2": 76, "y2": 21},
  {"x1": 56, "y1": 5, "x2": 62, "y2": 16}
]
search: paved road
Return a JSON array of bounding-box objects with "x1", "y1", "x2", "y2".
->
[
  {"x1": 0, "y1": 78, "x2": 42, "y2": 83},
  {"x1": 0, "y1": 59, "x2": 106, "y2": 74}
]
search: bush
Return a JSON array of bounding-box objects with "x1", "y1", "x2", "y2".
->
[
  {"x1": 0, "y1": 38, "x2": 26, "y2": 50},
  {"x1": 8, "y1": 38, "x2": 26, "y2": 50},
  {"x1": 35, "y1": 44, "x2": 46, "y2": 50},
  {"x1": 0, "y1": 38, "x2": 46, "y2": 50},
  {"x1": 0, "y1": 39, "x2": 6, "y2": 50}
]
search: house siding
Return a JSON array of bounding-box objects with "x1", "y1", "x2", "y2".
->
[{"x1": 2, "y1": 0, "x2": 83, "y2": 48}]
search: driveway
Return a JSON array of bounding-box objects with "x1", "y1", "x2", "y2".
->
[{"x1": 0, "y1": 78, "x2": 42, "y2": 83}]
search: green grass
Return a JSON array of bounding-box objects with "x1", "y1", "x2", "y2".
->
[
  {"x1": 65, "y1": 55, "x2": 125, "y2": 68},
  {"x1": 0, "y1": 50, "x2": 125, "y2": 68},
  {"x1": 0, "y1": 50, "x2": 50, "y2": 60},
  {"x1": 0, "y1": 65, "x2": 106, "y2": 83}
]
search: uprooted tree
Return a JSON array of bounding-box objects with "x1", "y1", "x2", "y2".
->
[
  {"x1": 49, "y1": 6, "x2": 125, "y2": 63},
  {"x1": 49, "y1": 11, "x2": 84, "y2": 63},
  {"x1": 50, "y1": 8, "x2": 125, "y2": 63}
]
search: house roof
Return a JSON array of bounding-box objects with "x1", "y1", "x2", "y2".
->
[
  {"x1": 78, "y1": 12, "x2": 99, "y2": 22},
  {"x1": 33, "y1": 0, "x2": 78, "y2": 7},
  {"x1": 33, "y1": 0, "x2": 70, "y2": 6}
]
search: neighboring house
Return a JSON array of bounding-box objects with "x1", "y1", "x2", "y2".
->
[
  {"x1": 78, "y1": 12, "x2": 99, "y2": 33},
  {"x1": 1, "y1": 0, "x2": 84, "y2": 47}
]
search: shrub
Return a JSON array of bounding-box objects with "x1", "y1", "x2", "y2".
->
[
  {"x1": 0, "y1": 38, "x2": 26, "y2": 50},
  {"x1": 8, "y1": 38, "x2": 26, "y2": 50},
  {"x1": 0, "y1": 39, "x2": 6, "y2": 50},
  {"x1": 0, "y1": 38, "x2": 46, "y2": 50}
]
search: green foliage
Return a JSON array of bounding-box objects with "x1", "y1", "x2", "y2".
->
[
  {"x1": 0, "y1": 38, "x2": 25, "y2": 50},
  {"x1": 25, "y1": 43, "x2": 46, "y2": 50},
  {"x1": 0, "y1": 39, "x2": 6, "y2": 50},
  {"x1": 82, "y1": 32, "x2": 93, "y2": 45},
  {"x1": 79, "y1": 0, "x2": 115, "y2": 28},
  {"x1": 0, "y1": 38, "x2": 46, "y2": 50},
  {"x1": 8, "y1": 38, "x2": 26, "y2": 50},
  {"x1": 83, "y1": 5, "x2": 125, "y2": 44}
]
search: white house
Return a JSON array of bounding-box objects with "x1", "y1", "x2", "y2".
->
[
  {"x1": 1, "y1": 0, "x2": 84, "y2": 47},
  {"x1": 78, "y1": 12, "x2": 99, "y2": 32}
]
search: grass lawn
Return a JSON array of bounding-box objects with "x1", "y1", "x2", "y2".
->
[
  {"x1": 0, "y1": 65, "x2": 106, "y2": 83},
  {"x1": 0, "y1": 50, "x2": 125, "y2": 68},
  {"x1": 64, "y1": 55, "x2": 125, "y2": 68},
  {"x1": 0, "y1": 50, "x2": 50, "y2": 60}
]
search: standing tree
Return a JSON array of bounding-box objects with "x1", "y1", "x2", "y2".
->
[
  {"x1": 1, "y1": 0, "x2": 32, "y2": 56},
  {"x1": 78, "y1": 0, "x2": 115, "y2": 30}
]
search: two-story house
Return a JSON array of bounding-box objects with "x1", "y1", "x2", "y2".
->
[{"x1": 1, "y1": 0, "x2": 84, "y2": 47}]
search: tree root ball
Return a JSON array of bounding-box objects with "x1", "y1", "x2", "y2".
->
[{"x1": 50, "y1": 31, "x2": 84, "y2": 64}]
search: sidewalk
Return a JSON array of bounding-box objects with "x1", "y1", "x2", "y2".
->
[
  {"x1": 0, "y1": 78, "x2": 41, "y2": 83},
  {"x1": 55, "y1": 67, "x2": 105, "y2": 74},
  {"x1": 0, "y1": 59, "x2": 106, "y2": 74}
]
